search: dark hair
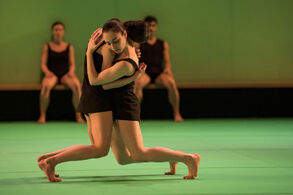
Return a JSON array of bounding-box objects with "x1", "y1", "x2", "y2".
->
[
  {"x1": 102, "y1": 18, "x2": 147, "y2": 43},
  {"x1": 144, "y1": 16, "x2": 157, "y2": 24},
  {"x1": 51, "y1": 21, "x2": 65, "y2": 30}
]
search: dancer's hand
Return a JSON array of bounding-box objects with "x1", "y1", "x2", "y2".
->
[
  {"x1": 45, "y1": 71, "x2": 55, "y2": 78},
  {"x1": 135, "y1": 48, "x2": 141, "y2": 58},
  {"x1": 66, "y1": 70, "x2": 75, "y2": 78},
  {"x1": 163, "y1": 67, "x2": 172, "y2": 76},
  {"x1": 134, "y1": 63, "x2": 147, "y2": 79},
  {"x1": 87, "y1": 28, "x2": 103, "y2": 53}
]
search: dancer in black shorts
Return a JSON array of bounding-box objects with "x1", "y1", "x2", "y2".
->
[
  {"x1": 38, "y1": 19, "x2": 200, "y2": 182},
  {"x1": 135, "y1": 16, "x2": 184, "y2": 122}
]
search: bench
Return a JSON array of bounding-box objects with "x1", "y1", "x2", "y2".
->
[{"x1": 1, "y1": 82, "x2": 293, "y2": 91}]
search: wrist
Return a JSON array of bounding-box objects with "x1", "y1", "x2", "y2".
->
[{"x1": 86, "y1": 50, "x2": 93, "y2": 56}]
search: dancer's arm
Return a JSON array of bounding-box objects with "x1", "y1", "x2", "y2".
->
[
  {"x1": 102, "y1": 63, "x2": 146, "y2": 90},
  {"x1": 87, "y1": 28, "x2": 139, "y2": 86},
  {"x1": 41, "y1": 44, "x2": 54, "y2": 77},
  {"x1": 163, "y1": 41, "x2": 172, "y2": 75},
  {"x1": 87, "y1": 51, "x2": 135, "y2": 86},
  {"x1": 67, "y1": 45, "x2": 76, "y2": 76}
]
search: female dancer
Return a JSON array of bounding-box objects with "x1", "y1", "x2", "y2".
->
[
  {"x1": 38, "y1": 21, "x2": 84, "y2": 123},
  {"x1": 38, "y1": 19, "x2": 200, "y2": 182}
]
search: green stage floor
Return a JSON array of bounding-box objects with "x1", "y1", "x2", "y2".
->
[{"x1": 0, "y1": 119, "x2": 293, "y2": 195}]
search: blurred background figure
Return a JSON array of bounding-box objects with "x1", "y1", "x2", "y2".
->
[
  {"x1": 37, "y1": 21, "x2": 84, "y2": 124},
  {"x1": 135, "y1": 16, "x2": 183, "y2": 122}
]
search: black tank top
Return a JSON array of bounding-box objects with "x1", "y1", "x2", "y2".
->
[
  {"x1": 140, "y1": 39, "x2": 164, "y2": 75},
  {"x1": 77, "y1": 41, "x2": 112, "y2": 114},
  {"x1": 83, "y1": 42, "x2": 106, "y2": 85},
  {"x1": 112, "y1": 58, "x2": 139, "y2": 79},
  {"x1": 47, "y1": 43, "x2": 70, "y2": 77}
]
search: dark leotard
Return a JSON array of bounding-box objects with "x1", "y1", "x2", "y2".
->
[
  {"x1": 140, "y1": 39, "x2": 164, "y2": 83},
  {"x1": 78, "y1": 43, "x2": 140, "y2": 121},
  {"x1": 77, "y1": 42, "x2": 112, "y2": 116},
  {"x1": 47, "y1": 43, "x2": 70, "y2": 83},
  {"x1": 109, "y1": 58, "x2": 140, "y2": 121}
]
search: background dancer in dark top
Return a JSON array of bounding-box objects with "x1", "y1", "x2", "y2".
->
[
  {"x1": 38, "y1": 21, "x2": 84, "y2": 124},
  {"x1": 135, "y1": 16, "x2": 184, "y2": 122}
]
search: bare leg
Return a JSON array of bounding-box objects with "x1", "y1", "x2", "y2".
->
[
  {"x1": 38, "y1": 111, "x2": 113, "y2": 182},
  {"x1": 134, "y1": 74, "x2": 151, "y2": 103},
  {"x1": 61, "y1": 74, "x2": 84, "y2": 123},
  {"x1": 155, "y1": 73, "x2": 183, "y2": 122},
  {"x1": 38, "y1": 76, "x2": 58, "y2": 123},
  {"x1": 37, "y1": 114, "x2": 93, "y2": 177},
  {"x1": 111, "y1": 121, "x2": 136, "y2": 165},
  {"x1": 117, "y1": 120, "x2": 200, "y2": 179}
]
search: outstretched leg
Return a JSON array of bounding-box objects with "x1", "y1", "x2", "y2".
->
[
  {"x1": 117, "y1": 120, "x2": 200, "y2": 179},
  {"x1": 38, "y1": 111, "x2": 113, "y2": 182},
  {"x1": 111, "y1": 122, "x2": 179, "y2": 174}
]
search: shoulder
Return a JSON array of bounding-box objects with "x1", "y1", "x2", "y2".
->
[
  {"x1": 43, "y1": 43, "x2": 49, "y2": 51},
  {"x1": 114, "y1": 59, "x2": 137, "y2": 72},
  {"x1": 68, "y1": 43, "x2": 74, "y2": 51},
  {"x1": 100, "y1": 44, "x2": 115, "y2": 57},
  {"x1": 163, "y1": 41, "x2": 169, "y2": 50}
]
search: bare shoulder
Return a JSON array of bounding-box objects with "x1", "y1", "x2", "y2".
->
[
  {"x1": 114, "y1": 60, "x2": 135, "y2": 71},
  {"x1": 164, "y1": 41, "x2": 169, "y2": 48},
  {"x1": 42, "y1": 43, "x2": 48, "y2": 51},
  {"x1": 100, "y1": 44, "x2": 115, "y2": 56}
]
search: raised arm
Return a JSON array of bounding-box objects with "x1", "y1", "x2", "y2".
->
[
  {"x1": 86, "y1": 28, "x2": 137, "y2": 86},
  {"x1": 102, "y1": 63, "x2": 147, "y2": 90},
  {"x1": 87, "y1": 53, "x2": 135, "y2": 86}
]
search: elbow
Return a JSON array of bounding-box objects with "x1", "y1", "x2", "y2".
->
[
  {"x1": 89, "y1": 78, "x2": 100, "y2": 86},
  {"x1": 88, "y1": 78, "x2": 95, "y2": 86}
]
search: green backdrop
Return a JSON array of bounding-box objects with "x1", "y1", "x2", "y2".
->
[{"x1": 0, "y1": 0, "x2": 292, "y2": 84}]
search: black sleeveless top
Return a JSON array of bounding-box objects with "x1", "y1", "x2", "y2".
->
[
  {"x1": 109, "y1": 58, "x2": 140, "y2": 121},
  {"x1": 77, "y1": 42, "x2": 112, "y2": 115},
  {"x1": 47, "y1": 43, "x2": 70, "y2": 77},
  {"x1": 140, "y1": 39, "x2": 164, "y2": 75}
]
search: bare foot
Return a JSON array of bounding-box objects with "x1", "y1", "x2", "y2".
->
[
  {"x1": 174, "y1": 114, "x2": 184, "y2": 122},
  {"x1": 38, "y1": 159, "x2": 61, "y2": 181},
  {"x1": 37, "y1": 115, "x2": 46, "y2": 124},
  {"x1": 183, "y1": 154, "x2": 200, "y2": 179},
  {"x1": 165, "y1": 161, "x2": 178, "y2": 175},
  {"x1": 37, "y1": 155, "x2": 60, "y2": 177},
  {"x1": 76, "y1": 113, "x2": 85, "y2": 123}
]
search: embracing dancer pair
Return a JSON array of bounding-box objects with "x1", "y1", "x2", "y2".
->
[{"x1": 38, "y1": 18, "x2": 200, "y2": 182}]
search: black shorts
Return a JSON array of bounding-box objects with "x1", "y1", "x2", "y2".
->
[
  {"x1": 110, "y1": 85, "x2": 140, "y2": 121},
  {"x1": 77, "y1": 84, "x2": 112, "y2": 119},
  {"x1": 54, "y1": 72, "x2": 68, "y2": 84},
  {"x1": 146, "y1": 71, "x2": 163, "y2": 83}
]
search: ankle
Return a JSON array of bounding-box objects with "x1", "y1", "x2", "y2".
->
[
  {"x1": 183, "y1": 154, "x2": 193, "y2": 164},
  {"x1": 46, "y1": 157, "x2": 57, "y2": 166}
]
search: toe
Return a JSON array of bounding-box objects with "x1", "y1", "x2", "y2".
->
[{"x1": 183, "y1": 175, "x2": 195, "y2": 179}]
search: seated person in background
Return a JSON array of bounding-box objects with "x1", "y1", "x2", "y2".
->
[
  {"x1": 135, "y1": 16, "x2": 183, "y2": 122},
  {"x1": 37, "y1": 21, "x2": 84, "y2": 123}
]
